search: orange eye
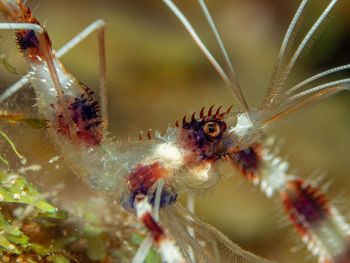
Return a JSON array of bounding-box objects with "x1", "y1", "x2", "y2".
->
[{"x1": 203, "y1": 121, "x2": 221, "y2": 137}]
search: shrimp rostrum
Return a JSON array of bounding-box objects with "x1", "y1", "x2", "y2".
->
[{"x1": 0, "y1": 0, "x2": 349, "y2": 262}]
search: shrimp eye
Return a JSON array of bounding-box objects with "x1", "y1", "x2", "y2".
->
[{"x1": 203, "y1": 121, "x2": 221, "y2": 137}]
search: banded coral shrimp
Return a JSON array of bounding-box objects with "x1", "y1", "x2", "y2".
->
[{"x1": 0, "y1": 0, "x2": 348, "y2": 262}]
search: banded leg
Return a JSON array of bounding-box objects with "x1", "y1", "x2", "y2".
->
[
  {"x1": 134, "y1": 194, "x2": 186, "y2": 263},
  {"x1": 55, "y1": 19, "x2": 108, "y2": 131},
  {"x1": 0, "y1": 21, "x2": 92, "y2": 177},
  {"x1": 0, "y1": 19, "x2": 108, "y2": 131},
  {"x1": 281, "y1": 180, "x2": 350, "y2": 263},
  {"x1": 230, "y1": 139, "x2": 350, "y2": 263},
  {"x1": 0, "y1": 23, "x2": 74, "y2": 134},
  {"x1": 132, "y1": 178, "x2": 165, "y2": 263}
]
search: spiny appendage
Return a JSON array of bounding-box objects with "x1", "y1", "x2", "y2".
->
[
  {"x1": 134, "y1": 195, "x2": 185, "y2": 263},
  {"x1": 229, "y1": 137, "x2": 291, "y2": 198},
  {"x1": 178, "y1": 105, "x2": 233, "y2": 128},
  {"x1": 239, "y1": 140, "x2": 350, "y2": 262},
  {"x1": 0, "y1": 0, "x2": 52, "y2": 60},
  {"x1": 50, "y1": 84, "x2": 103, "y2": 147},
  {"x1": 258, "y1": 139, "x2": 290, "y2": 198},
  {"x1": 0, "y1": 0, "x2": 34, "y2": 21},
  {"x1": 123, "y1": 162, "x2": 177, "y2": 211},
  {"x1": 281, "y1": 180, "x2": 350, "y2": 263},
  {"x1": 228, "y1": 143, "x2": 262, "y2": 183},
  {"x1": 228, "y1": 137, "x2": 291, "y2": 196}
]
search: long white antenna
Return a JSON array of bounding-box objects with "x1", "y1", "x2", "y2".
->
[
  {"x1": 286, "y1": 78, "x2": 350, "y2": 102},
  {"x1": 271, "y1": 0, "x2": 339, "y2": 103},
  {"x1": 285, "y1": 64, "x2": 350, "y2": 96},
  {"x1": 196, "y1": 0, "x2": 249, "y2": 113},
  {"x1": 163, "y1": 0, "x2": 250, "y2": 113},
  {"x1": 264, "y1": 0, "x2": 309, "y2": 104}
]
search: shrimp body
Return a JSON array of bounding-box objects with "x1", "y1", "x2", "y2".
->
[
  {"x1": 1, "y1": 0, "x2": 350, "y2": 262},
  {"x1": 0, "y1": 1, "x2": 268, "y2": 210}
]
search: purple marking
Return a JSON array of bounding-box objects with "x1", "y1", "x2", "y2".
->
[
  {"x1": 230, "y1": 146, "x2": 260, "y2": 176},
  {"x1": 16, "y1": 30, "x2": 39, "y2": 50},
  {"x1": 292, "y1": 184, "x2": 326, "y2": 224}
]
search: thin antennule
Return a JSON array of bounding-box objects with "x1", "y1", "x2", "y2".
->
[
  {"x1": 196, "y1": 0, "x2": 249, "y2": 114},
  {"x1": 163, "y1": 0, "x2": 251, "y2": 116},
  {"x1": 262, "y1": 81, "x2": 350, "y2": 128},
  {"x1": 284, "y1": 64, "x2": 350, "y2": 97},
  {"x1": 270, "y1": 0, "x2": 339, "y2": 104},
  {"x1": 286, "y1": 78, "x2": 350, "y2": 102},
  {"x1": 263, "y1": 0, "x2": 309, "y2": 105}
]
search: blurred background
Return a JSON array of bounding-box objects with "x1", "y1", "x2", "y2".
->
[{"x1": 0, "y1": 0, "x2": 349, "y2": 262}]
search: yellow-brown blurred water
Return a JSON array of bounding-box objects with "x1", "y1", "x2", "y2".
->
[{"x1": 0, "y1": 0, "x2": 349, "y2": 262}]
